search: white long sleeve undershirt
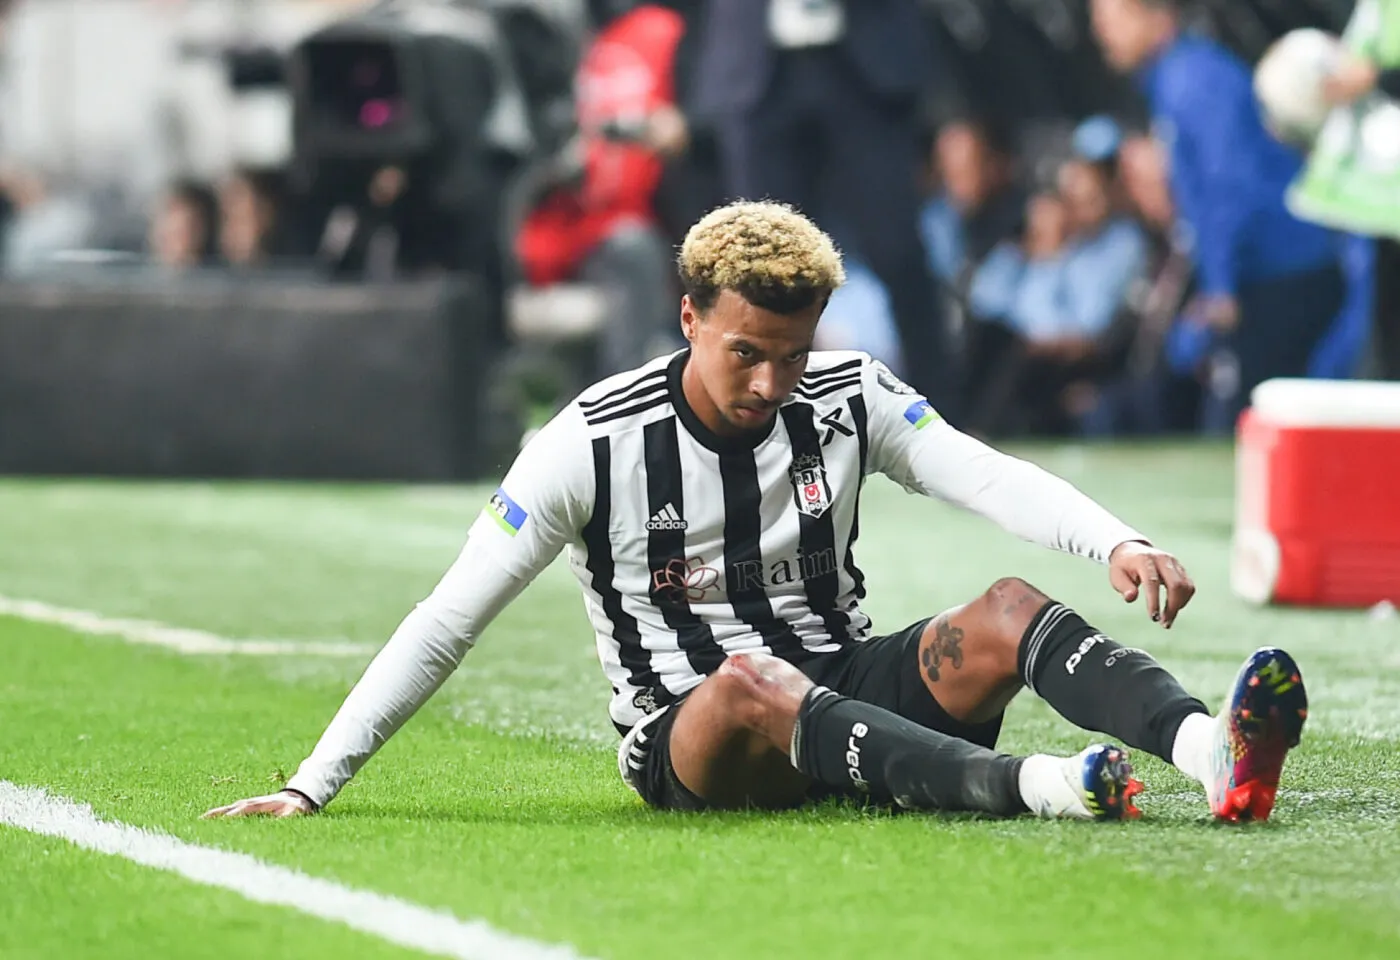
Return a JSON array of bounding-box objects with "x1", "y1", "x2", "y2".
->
[
  {"x1": 892, "y1": 423, "x2": 1147, "y2": 565},
  {"x1": 285, "y1": 535, "x2": 529, "y2": 807}
]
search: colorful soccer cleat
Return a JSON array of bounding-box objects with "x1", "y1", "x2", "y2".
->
[
  {"x1": 1074, "y1": 743, "x2": 1144, "y2": 822},
  {"x1": 1026, "y1": 743, "x2": 1144, "y2": 821},
  {"x1": 1205, "y1": 647, "x2": 1309, "y2": 823}
]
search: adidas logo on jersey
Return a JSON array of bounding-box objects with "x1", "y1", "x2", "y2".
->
[{"x1": 645, "y1": 503, "x2": 688, "y2": 531}]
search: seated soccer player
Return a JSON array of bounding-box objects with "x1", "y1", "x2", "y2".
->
[{"x1": 205, "y1": 201, "x2": 1308, "y2": 824}]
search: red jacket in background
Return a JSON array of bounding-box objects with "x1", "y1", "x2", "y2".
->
[{"x1": 516, "y1": 5, "x2": 684, "y2": 286}]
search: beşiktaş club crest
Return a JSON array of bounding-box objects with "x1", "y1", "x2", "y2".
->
[{"x1": 789, "y1": 453, "x2": 833, "y2": 518}]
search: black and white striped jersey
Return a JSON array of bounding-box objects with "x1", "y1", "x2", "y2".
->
[
  {"x1": 286, "y1": 350, "x2": 1146, "y2": 806},
  {"x1": 478, "y1": 350, "x2": 881, "y2": 732},
  {"x1": 462, "y1": 349, "x2": 1143, "y2": 733}
]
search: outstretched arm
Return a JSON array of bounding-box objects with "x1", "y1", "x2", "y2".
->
[
  {"x1": 204, "y1": 407, "x2": 595, "y2": 817},
  {"x1": 864, "y1": 361, "x2": 1194, "y2": 626},
  {"x1": 202, "y1": 540, "x2": 530, "y2": 818}
]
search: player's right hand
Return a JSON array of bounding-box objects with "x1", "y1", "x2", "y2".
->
[{"x1": 201, "y1": 789, "x2": 316, "y2": 820}]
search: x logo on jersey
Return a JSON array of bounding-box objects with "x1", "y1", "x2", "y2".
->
[{"x1": 820, "y1": 408, "x2": 854, "y2": 446}]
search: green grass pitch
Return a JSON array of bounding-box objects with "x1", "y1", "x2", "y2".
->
[{"x1": 1, "y1": 442, "x2": 1398, "y2": 959}]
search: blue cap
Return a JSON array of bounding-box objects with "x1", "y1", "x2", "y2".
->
[{"x1": 1072, "y1": 115, "x2": 1124, "y2": 163}]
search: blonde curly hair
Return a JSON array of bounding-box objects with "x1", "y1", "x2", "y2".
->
[{"x1": 677, "y1": 200, "x2": 845, "y2": 314}]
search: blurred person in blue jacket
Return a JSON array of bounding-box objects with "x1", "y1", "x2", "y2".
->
[{"x1": 1091, "y1": 0, "x2": 1346, "y2": 430}]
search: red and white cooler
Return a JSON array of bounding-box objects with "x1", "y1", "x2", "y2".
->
[{"x1": 1232, "y1": 378, "x2": 1400, "y2": 607}]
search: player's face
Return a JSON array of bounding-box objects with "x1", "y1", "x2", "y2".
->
[
  {"x1": 1091, "y1": 0, "x2": 1164, "y2": 72},
  {"x1": 680, "y1": 289, "x2": 821, "y2": 435}
]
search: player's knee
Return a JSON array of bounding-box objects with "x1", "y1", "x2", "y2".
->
[
  {"x1": 713, "y1": 653, "x2": 814, "y2": 736},
  {"x1": 983, "y1": 578, "x2": 1049, "y2": 624},
  {"x1": 980, "y1": 578, "x2": 1050, "y2": 663},
  {"x1": 985, "y1": 577, "x2": 1044, "y2": 605}
]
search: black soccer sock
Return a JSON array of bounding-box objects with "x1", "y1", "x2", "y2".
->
[
  {"x1": 790, "y1": 687, "x2": 1027, "y2": 815},
  {"x1": 1018, "y1": 601, "x2": 1208, "y2": 762}
]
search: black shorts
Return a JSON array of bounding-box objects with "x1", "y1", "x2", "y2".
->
[{"x1": 617, "y1": 619, "x2": 1006, "y2": 811}]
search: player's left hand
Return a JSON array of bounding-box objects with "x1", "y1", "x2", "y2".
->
[{"x1": 1108, "y1": 541, "x2": 1195, "y2": 629}]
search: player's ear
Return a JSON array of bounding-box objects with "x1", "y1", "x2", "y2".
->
[{"x1": 680, "y1": 294, "x2": 701, "y2": 343}]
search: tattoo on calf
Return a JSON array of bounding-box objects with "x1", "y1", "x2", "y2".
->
[{"x1": 921, "y1": 617, "x2": 966, "y2": 683}]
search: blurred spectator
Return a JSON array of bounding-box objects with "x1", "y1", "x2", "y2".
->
[
  {"x1": 218, "y1": 167, "x2": 288, "y2": 268},
  {"x1": 514, "y1": 2, "x2": 688, "y2": 375},
  {"x1": 651, "y1": 0, "x2": 726, "y2": 247},
  {"x1": 921, "y1": 117, "x2": 1026, "y2": 291},
  {"x1": 1068, "y1": 115, "x2": 1126, "y2": 199},
  {"x1": 1091, "y1": 0, "x2": 1346, "y2": 432},
  {"x1": 0, "y1": 167, "x2": 96, "y2": 274},
  {"x1": 690, "y1": 0, "x2": 957, "y2": 417},
  {"x1": 1057, "y1": 153, "x2": 1149, "y2": 345},
  {"x1": 960, "y1": 122, "x2": 1148, "y2": 437},
  {"x1": 815, "y1": 114, "x2": 1025, "y2": 376},
  {"x1": 1117, "y1": 132, "x2": 1174, "y2": 229},
  {"x1": 148, "y1": 180, "x2": 218, "y2": 270},
  {"x1": 0, "y1": 166, "x2": 21, "y2": 264},
  {"x1": 812, "y1": 251, "x2": 904, "y2": 372},
  {"x1": 969, "y1": 191, "x2": 1072, "y2": 335},
  {"x1": 1085, "y1": 132, "x2": 1203, "y2": 436},
  {"x1": 960, "y1": 199, "x2": 1068, "y2": 436}
]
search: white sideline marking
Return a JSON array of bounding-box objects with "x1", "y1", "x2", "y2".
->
[
  {"x1": 0, "y1": 782, "x2": 591, "y2": 960},
  {"x1": 0, "y1": 596, "x2": 370, "y2": 657}
]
